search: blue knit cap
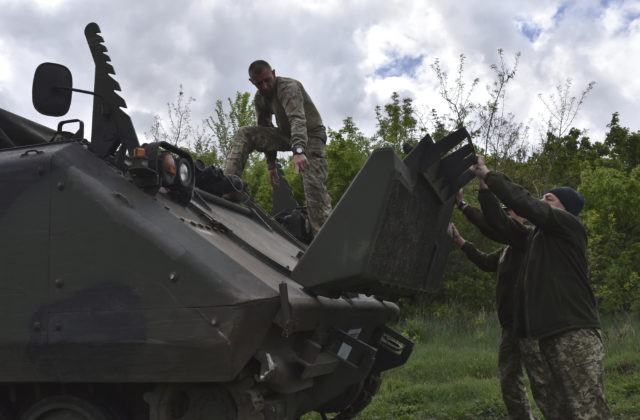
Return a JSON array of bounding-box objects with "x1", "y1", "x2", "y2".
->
[{"x1": 548, "y1": 187, "x2": 585, "y2": 216}]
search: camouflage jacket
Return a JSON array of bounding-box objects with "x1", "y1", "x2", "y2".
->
[{"x1": 254, "y1": 77, "x2": 326, "y2": 167}]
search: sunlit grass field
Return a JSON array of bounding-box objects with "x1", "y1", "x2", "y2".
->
[{"x1": 304, "y1": 312, "x2": 640, "y2": 419}]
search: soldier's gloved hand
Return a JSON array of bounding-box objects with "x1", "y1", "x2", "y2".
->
[{"x1": 269, "y1": 168, "x2": 280, "y2": 186}]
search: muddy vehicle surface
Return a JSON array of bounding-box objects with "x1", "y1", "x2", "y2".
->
[{"x1": 0, "y1": 23, "x2": 476, "y2": 420}]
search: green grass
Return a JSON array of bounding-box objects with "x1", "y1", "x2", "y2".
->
[
  {"x1": 304, "y1": 312, "x2": 640, "y2": 419},
  {"x1": 601, "y1": 313, "x2": 640, "y2": 418}
]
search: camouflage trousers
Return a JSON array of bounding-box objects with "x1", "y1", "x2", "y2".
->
[
  {"x1": 520, "y1": 329, "x2": 612, "y2": 420},
  {"x1": 519, "y1": 336, "x2": 564, "y2": 419},
  {"x1": 498, "y1": 328, "x2": 535, "y2": 420},
  {"x1": 224, "y1": 126, "x2": 332, "y2": 233},
  {"x1": 538, "y1": 329, "x2": 611, "y2": 420}
]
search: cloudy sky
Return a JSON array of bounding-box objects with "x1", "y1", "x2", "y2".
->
[{"x1": 1, "y1": 0, "x2": 638, "y2": 148}]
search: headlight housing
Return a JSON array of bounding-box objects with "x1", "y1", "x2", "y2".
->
[{"x1": 128, "y1": 142, "x2": 195, "y2": 205}]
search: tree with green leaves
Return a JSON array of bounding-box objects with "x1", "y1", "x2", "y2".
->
[
  {"x1": 373, "y1": 92, "x2": 421, "y2": 153},
  {"x1": 474, "y1": 50, "x2": 529, "y2": 171},
  {"x1": 429, "y1": 50, "x2": 530, "y2": 177},
  {"x1": 527, "y1": 128, "x2": 590, "y2": 193},
  {"x1": 326, "y1": 117, "x2": 372, "y2": 206},
  {"x1": 533, "y1": 78, "x2": 595, "y2": 192},
  {"x1": 147, "y1": 85, "x2": 217, "y2": 164},
  {"x1": 204, "y1": 91, "x2": 255, "y2": 164},
  {"x1": 431, "y1": 54, "x2": 479, "y2": 131},
  {"x1": 603, "y1": 112, "x2": 640, "y2": 173},
  {"x1": 581, "y1": 165, "x2": 640, "y2": 312},
  {"x1": 538, "y1": 78, "x2": 596, "y2": 139}
]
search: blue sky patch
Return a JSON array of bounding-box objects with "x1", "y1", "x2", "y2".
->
[
  {"x1": 518, "y1": 20, "x2": 543, "y2": 42},
  {"x1": 375, "y1": 54, "x2": 424, "y2": 78},
  {"x1": 553, "y1": 2, "x2": 569, "y2": 22},
  {"x1": 623, "y1": 11, "x2": 640, "y2": 27},
  {"x1": 517, "y1": 2, "x2": 569, "y2": 43}
]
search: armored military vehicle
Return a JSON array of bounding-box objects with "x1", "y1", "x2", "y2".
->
[{"x1": 0, "y1": 23, "x2": 476, "y2": 419}]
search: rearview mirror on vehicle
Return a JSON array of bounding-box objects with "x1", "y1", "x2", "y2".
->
[{"x1": 32, "y1": 62, "x2": 73, "y2": 117}]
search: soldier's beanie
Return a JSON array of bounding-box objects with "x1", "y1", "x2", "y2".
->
[{"x1": 548, "y1": 186, "x2": 585, "y2": 216}]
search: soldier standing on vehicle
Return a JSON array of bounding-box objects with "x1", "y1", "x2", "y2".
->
[
  {"x1": 224, "y1": 60, "x2": 332, "y2": 234},
  {"x1": 451, "y1": 186, "x2": 542, "y2": 420},
  {"x1": 470, "y1": 155, "x2": 612, "y2": 420}
]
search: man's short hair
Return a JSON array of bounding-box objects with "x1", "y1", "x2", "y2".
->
[{"x1": 248, "y1": 60, "x2": 272, "y2": 76}]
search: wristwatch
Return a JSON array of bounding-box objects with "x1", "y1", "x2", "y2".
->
[
  {"x1": 293, "y1": 146, "x2": 305, "y2": 155},
  {"x1": 457, "y1": 200, "x2": 467, "y2": 210}
]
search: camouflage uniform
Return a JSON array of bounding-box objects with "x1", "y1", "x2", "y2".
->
[
  {"x1": 459, "y1": 197, "x2": 537, "y2": 420},
  {"x1": 540, "y1": 329, "x2": 610, "y2": 420},
  {"x1": 483, "y1": 171, "x2": 612, "y2": 420},
  {"x1": 469, "y1": 192, "x2": 563, "y2": 420},
  {"x1": 225, "y1": 76, "x2": 331, "y2": 233},
  {"x1": 498, "y1": 329, "x2": 535, "y2": 420},
  {"x1": 519, "y1": 337, "x2": 567, "y2": 419},
  {"x1": 459, "y1": 240, "x2": 536, "y2": 420}
]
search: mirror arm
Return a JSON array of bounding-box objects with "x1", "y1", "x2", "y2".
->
[{"x1": 54, "y1": 86, "x2": 102, "y2": 98}]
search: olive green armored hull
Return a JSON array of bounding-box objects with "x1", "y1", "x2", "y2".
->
[{"x1": 0, "y1": 22, "x2": 475, "y2": 420}]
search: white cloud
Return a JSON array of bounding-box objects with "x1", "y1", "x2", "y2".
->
[
  {"x1": 0, "y1": 39, "x2": 12, "y2": 83},
  {"x1": 1, "y1": 0, "x2": 638, "y2": 150},
  {"x1": 0, "y1": 0, "x2": 69, "y2": 12}
]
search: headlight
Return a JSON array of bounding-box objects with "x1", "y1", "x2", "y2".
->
[
  {"x1": 129, "y1": 141, "x2": 195, "y2": 204},
  {"x1": 177, "y1": 158, "x2": 192, "y2": 187},
  {"x1": 168, "y1": 156, "x2": 194, "y2": 204}
]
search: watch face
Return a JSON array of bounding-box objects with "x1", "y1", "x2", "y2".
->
[{"x1": 295, "y1": 147, "x2": 303, "y2": 154}]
